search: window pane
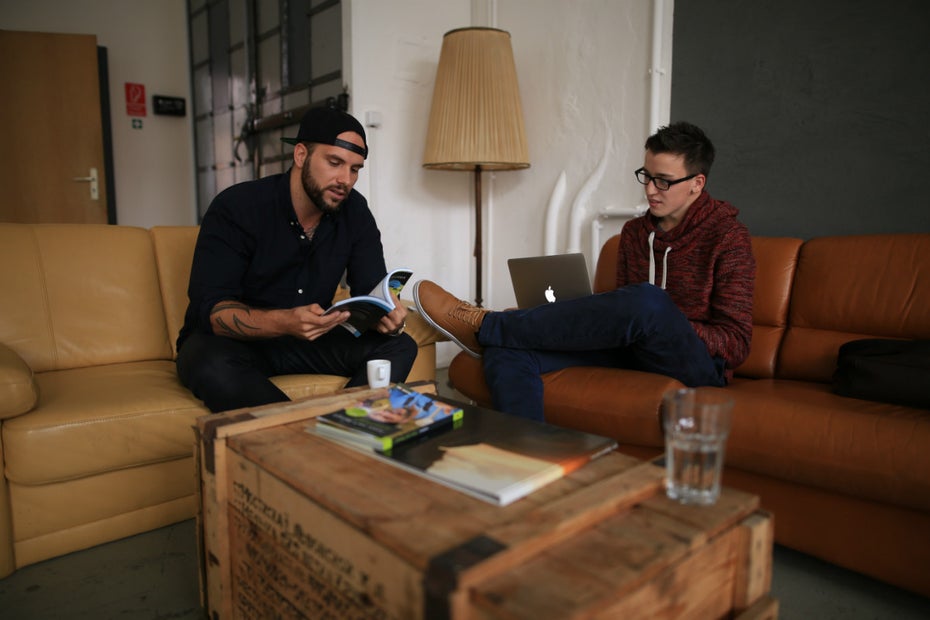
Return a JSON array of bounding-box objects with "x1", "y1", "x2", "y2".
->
[
  {"x1": 230, "y1": 47, "x2": 250, "y2": 108},
  {"x1": 209, "y1": 0, "x2": 231, "y2": 113},
  {"x1": 311, "y1": 3, "x2": 341, "y2": 78},
  {"x1": 257, "y1": 0, "x2": 279, "y2": 33},
  {"x1": 213, "y1": 111, "x2": 234, "y2": 167},
  {"x1": 193, "y1": 65, "x2": 212, "y2": 115},
  {"x1": 258, "y1": 33, "x2": 282, "y2": 99},
  {"x1": 190, "y1": 11, "x2": 209, "y2": 64},
  {"x1": 228, "y1": 0, "x2": 248, "y2": 46}
]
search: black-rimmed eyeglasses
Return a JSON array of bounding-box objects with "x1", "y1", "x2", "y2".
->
[{"x1": 634, "y1": 167, "x2": 697, "y2": 191}]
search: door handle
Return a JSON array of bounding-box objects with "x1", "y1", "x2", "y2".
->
[{"x1": 72, "y1": 167, "x2": 99, "y2": 200}]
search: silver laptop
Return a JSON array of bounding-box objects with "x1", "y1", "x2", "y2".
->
[{"x1": 507, "y1": 253, "x2": 593, "y2": 308}]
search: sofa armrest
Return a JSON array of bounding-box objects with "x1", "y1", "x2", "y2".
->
[{"x1": 0, "y1": 343, "x2": 38, "y2": 418}]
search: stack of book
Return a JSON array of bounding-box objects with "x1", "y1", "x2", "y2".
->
[{"x1": 310, "y1": 384, "x2": 463, "y2": 452}]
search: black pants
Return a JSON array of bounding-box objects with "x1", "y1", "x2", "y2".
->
[{"x1": 177, "y1": 328, "x2": 417, "y2": 413}]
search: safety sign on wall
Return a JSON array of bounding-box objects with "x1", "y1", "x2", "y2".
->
[{"x1": 125, "y1": 82, "x2": 147, "y2": 117}]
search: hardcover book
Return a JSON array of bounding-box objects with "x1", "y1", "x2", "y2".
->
[
  {"x1": 313, "y1": 384, "x2": 464, "y2": 452},
  {"x1": 324, "y1": 268, "x2": 412, "y2": 336}
]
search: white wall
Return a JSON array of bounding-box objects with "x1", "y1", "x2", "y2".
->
[
  {"x1": 348, "y1": 0, "x2": 672, "y2": 365},
  {"x1": 0, "y1": 0, "x2": 197, "y2": 227}
]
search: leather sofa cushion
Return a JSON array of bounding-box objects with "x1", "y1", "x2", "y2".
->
[
  {"x1": 9, "y1": 457, "x2": 195, "y2": 542},
  {"x1": 3, "y1": 361, "x2": 206, "y2": 485},
  {"x1": 780, "y1": 234, "x2": 930, "y2": 382},
  {"x1": 271, "y1": 374, "x2": 349, "y2": 401},
  {"x1": 726, "y1": 378, "x2": 930, "y2": 513},
  {"x1": 542, "y1": 366, "x2": 680, "y2": 446},
  {"x1": 0, "y1": 224, "x2": 173, "y2": 373}
]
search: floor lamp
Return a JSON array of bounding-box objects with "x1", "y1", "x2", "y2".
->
[{"x1": 423, "y1": 27, "x2": 530, "y2": 307}]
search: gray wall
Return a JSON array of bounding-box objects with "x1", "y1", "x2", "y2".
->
[{"x1": 670, "y1": 0, "x2": 930, "y2": 239}]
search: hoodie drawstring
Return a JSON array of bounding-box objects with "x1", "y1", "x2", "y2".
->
[{"x1": 647, "y1": 231, "x2": 671, "y2": 290}]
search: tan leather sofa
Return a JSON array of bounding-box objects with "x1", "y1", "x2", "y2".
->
[
  {"x1": 0, "y1": 223, "x2": 443, "y2": 578},
  {"x1": 449, "y1": 233, "x2": 930, "y2": 597}
]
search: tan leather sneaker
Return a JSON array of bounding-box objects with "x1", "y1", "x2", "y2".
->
[{"x1": 412, "y1": 280, "x2": 489, "y2": 358}]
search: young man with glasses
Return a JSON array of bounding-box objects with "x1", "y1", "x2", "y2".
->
[{"x1": 413, "y1": 121, "x2": 755, "y2": 421}]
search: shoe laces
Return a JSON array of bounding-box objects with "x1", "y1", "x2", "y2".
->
[{"x1": 448, "y1": 302, "x2": 486, "y2": 330}]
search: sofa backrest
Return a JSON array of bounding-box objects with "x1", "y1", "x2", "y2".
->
[
  {"x1": 0, "y1": 224, "x2": 173, "y2": 372},
  {"x1": 778, "y1": 234, "x2": 930, "y2": 382},
  {"x1": 593, "y1": 233, "x2": 621, "y2": 294},
  {"x1": 150, "y1": 226, "x2": 199, "y2": 359},
  {"x1": 594, "y1": 233, "x2": 802, "y2": 379},
  {"x1": 737, "y1": 237, "x2": 802, "y2": 378}
]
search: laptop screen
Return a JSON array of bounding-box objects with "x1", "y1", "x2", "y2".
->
[{"x1": 507, "y1": 253, "x2": 593, "y2": 309}]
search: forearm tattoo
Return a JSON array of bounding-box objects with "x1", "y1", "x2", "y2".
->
[{"x1": 211, "y1": 301, "x2": 262, "y2": 338}]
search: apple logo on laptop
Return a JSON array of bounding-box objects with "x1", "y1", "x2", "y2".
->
[{"x1": 544, "y1": 286, "x2": 556, "y2": 303}]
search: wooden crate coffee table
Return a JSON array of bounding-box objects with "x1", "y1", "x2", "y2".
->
[{"x1": 195, "y1": 387, "x2": 778, "y2": 619}]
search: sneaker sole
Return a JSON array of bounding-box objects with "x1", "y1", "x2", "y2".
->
[{"x1": 411, "y1": 281, "x2": 482, "y2": 359}]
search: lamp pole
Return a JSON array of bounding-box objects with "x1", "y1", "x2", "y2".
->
[{"x1": 473, "y1": 165, "x2": 483, "y2": 308}]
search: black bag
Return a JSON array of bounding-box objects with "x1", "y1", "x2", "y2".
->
[{"x1": 832, "y1": 339, "x2": 930, "y2": 409}]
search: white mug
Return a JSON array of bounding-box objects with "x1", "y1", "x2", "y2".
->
[{"x1": 367, "y1": 359, "x2": 391, "y2": 388}]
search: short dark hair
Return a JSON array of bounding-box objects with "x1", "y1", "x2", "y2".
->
[{"x1": 644, "y1": 122, "x2": 715, "y2": 177}]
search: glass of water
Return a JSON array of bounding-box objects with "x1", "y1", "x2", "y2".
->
[{"x1": 662, "y1": 387, "x2": 734, "y2": 505}]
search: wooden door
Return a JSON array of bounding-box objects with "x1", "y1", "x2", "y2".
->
[{"x1": 0, "y1": 30, "x2": 108, "y2": 224}]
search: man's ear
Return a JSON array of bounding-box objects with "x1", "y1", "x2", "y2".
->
[
  {"x1": 293, "y1": 142, "x2": 309, "y2": 168},
  {"x1": 691, "y1": 174, "x2": 706, "y2": 194}
]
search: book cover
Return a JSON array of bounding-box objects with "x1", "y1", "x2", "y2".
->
[
  {"x1": 325, "y1": 268, "x2": 413, "y2": 337},
  {"x1": 315, "y1": 398, "x2": 618, "y2": 506},
  {"x1": 314, "y1": 384, "x2": 464, "y2": 452}
]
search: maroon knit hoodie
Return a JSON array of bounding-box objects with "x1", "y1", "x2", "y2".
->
[{"x1": 615, "y1": 191, "x2": 755, "y2": 376}]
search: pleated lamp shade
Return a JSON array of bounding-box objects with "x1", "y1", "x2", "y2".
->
[{"x1": 423, "y1": 27, "x2": 530, "y2": 171}]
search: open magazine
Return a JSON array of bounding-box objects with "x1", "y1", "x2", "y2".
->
[{"x1": 324, "y1": 268, "x2": 412, "y2": 337}]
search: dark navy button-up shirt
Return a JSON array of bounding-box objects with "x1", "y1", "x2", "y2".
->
[{"x1": 177, "y1": 170, "x2": 387, "y2": 350}]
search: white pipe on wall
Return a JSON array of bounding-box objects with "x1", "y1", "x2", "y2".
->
[
  {"x1": 566, "y1": 127, "x2": 612, "y2": 253},
  {"x1": 544, "y1": 171, "x2": 567, "y2": 255},
  {"x1": 649, "y1": 0, "x2": 665, "y2": 134}
]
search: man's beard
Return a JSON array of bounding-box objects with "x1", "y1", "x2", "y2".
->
[{"x1": 301, "y1": 161, "x2": 347, "y2": 214}]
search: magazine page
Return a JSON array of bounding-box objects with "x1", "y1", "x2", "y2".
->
[{"x1": 372, "y1": 268, "x2": 413, "y2": 302}]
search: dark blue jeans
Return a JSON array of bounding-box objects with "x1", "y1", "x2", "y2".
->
[
  {"x1": 177, "y1": 328, "x2": 417, "y2": 413},
  {"x1": 479, "y1": 283, "x2": 725, "y2": 421}
]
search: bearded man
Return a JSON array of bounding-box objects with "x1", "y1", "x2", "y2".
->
[{"x1": 177, "y1": 107, "x2": 414, "y2": 413}]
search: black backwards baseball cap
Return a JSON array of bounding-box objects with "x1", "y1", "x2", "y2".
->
[{"x1": 281, "y1": 107, "x2": 368, "y2": 159}]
